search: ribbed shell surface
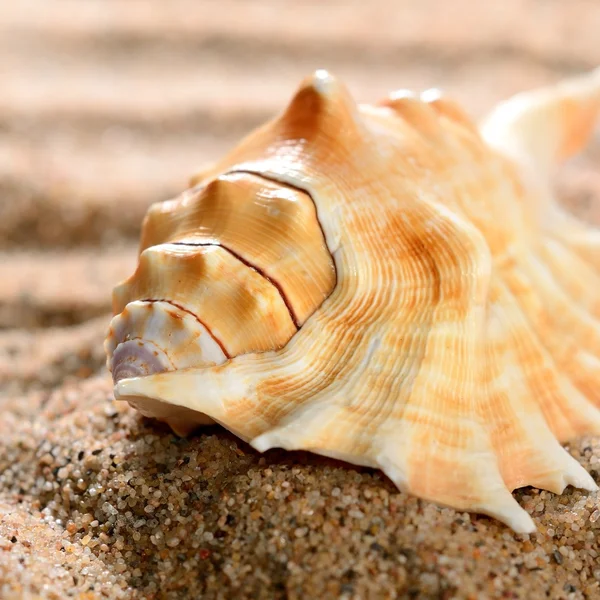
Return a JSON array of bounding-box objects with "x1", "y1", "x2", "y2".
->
[{"x1": 112, "y1": 69, "x2": 600, "y2": 532}]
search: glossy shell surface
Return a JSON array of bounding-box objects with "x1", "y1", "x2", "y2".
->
[{"x1": 107, "y1": 68, "x2": 600, "y2": 532}]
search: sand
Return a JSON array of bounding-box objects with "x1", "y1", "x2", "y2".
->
[{"x1": 2, "y1": 1, "x2": 600, "y2": 598}]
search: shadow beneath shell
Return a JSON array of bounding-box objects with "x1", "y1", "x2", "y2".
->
[{"x1": 147, "y1": 416, "x2": 390, "y2": 484}]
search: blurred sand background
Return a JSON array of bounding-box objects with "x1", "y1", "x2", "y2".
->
[{"x1": 1, "y1": 1, "x2": 600, "y2": 598}]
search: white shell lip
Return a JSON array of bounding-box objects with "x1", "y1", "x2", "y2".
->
[{"x1": 105, "y1": 300, "x2": 228, "y2": 384}]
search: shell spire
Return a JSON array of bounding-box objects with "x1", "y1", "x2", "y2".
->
[{"x1": 108, "y1": 69, "x2": 600, "y2": 532}]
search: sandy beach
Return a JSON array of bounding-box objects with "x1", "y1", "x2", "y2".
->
[{"x1": 2, "y1": 1, "x2": 600, "y2": 598}]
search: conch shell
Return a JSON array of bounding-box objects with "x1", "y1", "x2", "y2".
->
[{"x1": 106, "y1": 68, "x2": 600, "y2": 532}]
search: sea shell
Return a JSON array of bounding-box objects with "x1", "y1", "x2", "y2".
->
[{"x1": 106, "y1": 68, "x2": 600, "y2": 532}]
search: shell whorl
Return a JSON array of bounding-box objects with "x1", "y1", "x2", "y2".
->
[
  {"x1": 108, "y1": 69, "x2": 600, "y2": 532},
  {"x1": 105, "y1": 170, "x2": 336, "y2": 406}
]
